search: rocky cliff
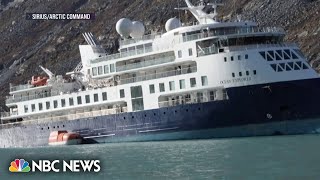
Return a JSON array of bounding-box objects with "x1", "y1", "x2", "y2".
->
[{"x1": 0, "y1": 0, "x2": 319, "y2": 109}]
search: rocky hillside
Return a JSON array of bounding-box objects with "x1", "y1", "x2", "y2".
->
[{"x1": 0, "y1": 0, "x2": 319, "y2": 109}]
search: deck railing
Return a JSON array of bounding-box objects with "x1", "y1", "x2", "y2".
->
[
  {"x1": 116, "y1": 55, "x2": 175, "y2": 72},
  {"x1": 10, "y1": 84, "x2": 34, "y2": 92},
  {"x1": 119, "y1": 66, "x2": 197, "y2": 85},
  {"x1": 6, "y1": 90, "x2": 60, "y2": 104},
  {"x1": 119, "y1": 33, "x2": 163, "y2": 46},
  {"x1": 183, "y1": 27, "x2": 285, "y2": 42},
  {"x1": 0, "y1": 107, "x2": 128, "y2": 127},
  {"x1": 90, "y1": 46, "x2": 153, "y2": 64}
]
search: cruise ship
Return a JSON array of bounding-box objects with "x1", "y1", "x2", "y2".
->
[{"x1": 1, "y1": 0, "x2": 320, "y2": 148}]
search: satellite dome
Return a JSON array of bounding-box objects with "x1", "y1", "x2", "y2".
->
[
  {"x1": 165, "y1": 17, "x2": 181, "y2": 32},
  {"x1": 130, "y1": 21, "x2": 145, "y2": 39},
  {"x1": 116, "y1": 18, "x2": 133, "y2": 38}
]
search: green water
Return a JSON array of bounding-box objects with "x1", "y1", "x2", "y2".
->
[{"x1": 0, "y1": 135, "x2": 320, "y2": 179}]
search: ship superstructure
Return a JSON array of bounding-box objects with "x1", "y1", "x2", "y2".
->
[{"x1": 1, "y1": 0, "x2": 320, "y2": 147}]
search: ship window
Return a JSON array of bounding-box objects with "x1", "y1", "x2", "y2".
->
[
  {"x1": 285, "y1": 64, "x2": 292, "y2": 71},
  {"x1": 246, "y1": 71, "x2": 250, "y2": 76},
  {"x1": 291, "y1": 51, "x2": 299, "y2": 59},
  {"x1": 294, "y1": 63, "x2": 300, "y2": 70},
  {"x1": 224, "y1": 57, "x2": 227, "y2": 62},
  {"x1": 232, "y1": 73, "x2": 235, "y2": 77},
  {"x1": 104, "y1": 65, "x2": 109, "y2": 74},
  {"x1": 245, "y1": 54, "x2": 248, "y2": 59},
  {"x1": 61, "y1": 99, "x2": 66, "y2": 107},
  {"x1": 94, "y1": 94, "x2": 99, "y2": 102},
  {"x1": 110, "y1": 64, "x2": 115, "y2": 73},
  {"x1": 259, "y1": 52, "x2": 266, "y2": 59},
  {"x1": 267, "y1": 54, "x2": 273, "y2": 61},
  {"x1": 283, "y1": 50, "x2": 291, "y2": 60},
  {"x1": 24, "y1": 105, "x2": 28, "y2": 113},
  {"x1": 92, "y1": 67, "x2": 97, "y2": 76},
  {"x1": 238, "y1": 55, "x2": 241, "y2": 60},
  {"x1": 302, "y1": 63, "x2": 309, "y2": 69},
  {"x1": 85, "y1": 95, "x2": 90, "y2": 103},
  {"x1": 46, "y1": 101, "x2": 50, "y2": 109},
  {"x1": 188, "y1": 48, "x2": 193, "y2": 56},
  {"x1": 98, "y1": 66, "x2": 103, "y2": 75},
  {"x1": 69, "y1": 98, "x2": 74, "y2": 106},
  {"x1": 179, "y1": 79, "x2": 186, "y2": 89},
  {"x1": 159, "y1": 83, "x2": 165, "y2": 92},
  {"x1": 201, "y1": 76, "x2": 208, "y2": 86},
  {"x1": 53, "y1": 100, "x2": 58, "y2": 108},
  {"x1": 210, "y1": 91, "x2": 215, "y2": 101},
  {"x1": 102, "y1": 92, "x2": 107, "y2": 101},
  {"x1": 120, "y1": 89, "x2": 125, "y2": 98},
  {"x1": 270, "y1": 64, "x2": 277, "y2": 71},
  {"x1": 169, "y1": 81, "x2": 175, "y2": 91},
  {"x1": 288, "y1": 62, "x2": 294, "y2": 69},
  {"x1": 253, "y1": 70, "x2": 257, "y2": 75},
  {"x1": 77, "y1": 96, "x2": 82, "y2": 105},
  {"x1": 38, "y1": 103, "x2": 43, "y2": 111},
  {"x1": 178, "y1": 50, "x2": 182, "y2": 58},
  {"x1": 239, "y1": 72, "x2": 242, "y2": 77},
  {"x1": 267, "y1": 51, "x2": 275, "y2": 60},
  {"x1": 131, "y1": 86, "x2": 143, "y2": 98},
  {"x1": 190, "y1": 78, "x2": 196, "y2": 87},
  {"x1": 149, "y1": 84, "x2": 155, "y2": 94},
  {"x1": 231, "y1": 56, "x2": 234, "y2": 61}
]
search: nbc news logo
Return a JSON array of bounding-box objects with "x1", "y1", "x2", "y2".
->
[{"x1": 9, "y1": 159, "x2": 100, "y2": 173}]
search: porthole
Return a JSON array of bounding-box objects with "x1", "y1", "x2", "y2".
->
[
  {"x1": 175, "y1": 110, "x2": 177, "y2": 113},
  {"x1": 48, "y1": 127, "x2": 50, "y2": 129},
  {"x1": 123, "y1": 117, "x2": 126, "y2": 119},
  {"x1": 186, "y1": 109, "x2": 189, "y2": 112},
  {"x1": 154, "y1": 113, "x2": 156, "y2": 116},
  {"x1": 63, "y1": 125, "x2": 65, "y2": 127},
  {"x1": 198, "y1": 108, "x2": 201, "y2": 111},
  {"x1": 53, "y1": 126, "x2": 55, "y2": 128},
  {"x1": 41, "y1": 128, "x2": 43, "y2": 130},
  {"x1": 144, "y1": 114, "x2": 147, "y2": 117},
  {"x1": 132, "y1": 116, "x2": 134, "y2": 119},
  {"x1": 57, "y1": 126, "x2": 59, "y2": 128},
  {"x1": 163, "y1": 112, "x2": 166, "y2": 115}
]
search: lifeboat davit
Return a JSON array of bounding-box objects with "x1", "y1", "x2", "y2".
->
[
  {"x1": 31, "y1": 76, "x2": 48, "y2": 86},
  {"x1": 48, "y1": 131, "x2": 82, "y2": 146}
]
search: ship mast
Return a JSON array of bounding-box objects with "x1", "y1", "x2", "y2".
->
[{"x1": 176, "y1": 0, "x2": 223, "y2": 24}]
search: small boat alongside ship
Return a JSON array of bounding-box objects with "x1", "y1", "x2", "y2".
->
[
  {"x1": 48, "y1": 131, "x2": 82, "y2": 146},
  {"x1": 1, "y1": 0, "x2": 320, "y2": 148}
]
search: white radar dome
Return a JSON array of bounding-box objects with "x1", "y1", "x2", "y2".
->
[
  {"x1": 116, "y1": 18, "x2": 133, "y2": 38},
  {"x1": 165, "y1": 17, "x2": 181, "y2": 32},
  {"x1": 130, "y1": 21, "x2": 145, "y2": 39}
]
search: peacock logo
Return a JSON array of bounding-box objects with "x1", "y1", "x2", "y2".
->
[{"x1": 9, "y1": 159, "x2": 31, "y2": 172}]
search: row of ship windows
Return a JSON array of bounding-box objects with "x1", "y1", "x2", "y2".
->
[
  {"x1": 24, "y1": 92, "x2": 108, "y2": 113},
  {"x1": 232, "y1": 70, "x2": 257, "y2": 78},
  {"x1": 224, "y1": 54, "x2": 249, "y2": 62},
  {"x1": 270, "y1": 61, "x2": 309, "y2": 72},
  {"x1": 24, "y1": 76, "x2": 208, "y2": 113},
  {"x1": 41, "y1": 124, "x2": 65, "y2": 130},
  {"x1": 149, "y1": 76, "x2": 208, "y2": 93},
  {"x1": 259, "y1": 49, "x2": 300, "y2": 61},
  {"x1": 92, "y1": 64, "x2": 115, "y2": 76}
]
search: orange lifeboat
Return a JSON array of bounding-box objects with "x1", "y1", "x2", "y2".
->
[
  {"x1": 31, "y1": 76, "x2": 48, "y2": 86},
  {"x1": 48, "y1": 131, "x2": 82, "y2": 146}
]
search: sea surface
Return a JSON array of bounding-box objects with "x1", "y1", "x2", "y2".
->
[{"x1": 0, "y1": 135, "x2": 320, "y2": 180}]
